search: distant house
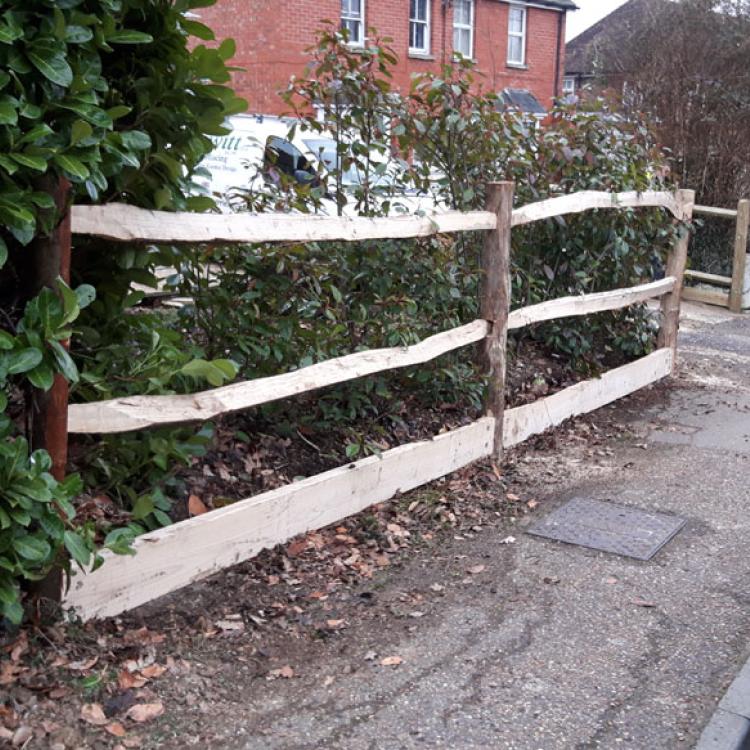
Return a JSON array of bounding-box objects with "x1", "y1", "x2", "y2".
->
[
  {"x1": 196, "y1": 0, "x2": 577, "y2": 116},
  {"x1": 564, "y1": 0, "x2": 665, "y2": 96}
]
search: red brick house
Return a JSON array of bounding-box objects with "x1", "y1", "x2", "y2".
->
[{"x1": 196, "y1": 0, "x2": 577, "y2": 115}]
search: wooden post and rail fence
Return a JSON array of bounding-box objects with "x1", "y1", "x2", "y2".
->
[
  {"x1": 683, "y1": 199, "x2": 750, "y2": 313},
  {"x1": 50, "y1": 184, "x2": 693, "y2": 620}
]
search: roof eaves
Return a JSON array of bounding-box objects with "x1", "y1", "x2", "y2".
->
[
  {"x1": 499, "y1": 0, "x2": 579, "y2": 10},
  {"x1": 528, "y1": 0, "x2": 579, "y2": 9}
]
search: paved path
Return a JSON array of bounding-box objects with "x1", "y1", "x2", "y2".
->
[{"x1": 231, "y1": 303, "x2": 750, "y2": 750}]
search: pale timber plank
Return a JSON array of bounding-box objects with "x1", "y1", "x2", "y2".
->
[
  {"x1": 70, "y1": 203, "x2": 497, "y2": 243},
  {"x1": 511, "y1": 191, "x2": 686, "y2": 228},
  {"x1": 684, "y1": 269, "x2": 732, "y2": 287},
  {"x1": 68, "y1": 320, "x2": 489, "y2": 434},
  {"x1": 503, "y1": 348, "x2": 673, "y2": 448},
  {"x1": 682, "y1": 286, "x2": 731, "y2": 308},
  {"x1": 693, "y1": 205, "x2": 738, "y2": 220},
  {"x1": 63, "y1": 417, "x2": 495, "y2": 620},
  {"x1": 507, "y1": 278, "x2": 675, "y2": 330}
]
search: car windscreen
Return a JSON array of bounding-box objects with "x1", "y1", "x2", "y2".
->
[{"x1": 302, "y1": 138, "x2": 393, "y2": 187}]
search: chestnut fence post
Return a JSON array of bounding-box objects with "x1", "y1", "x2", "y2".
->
[
  {"x1": 480, "y1": 181, "x2": 514, "y2": 463},
  {"x1": 24, "y1": 177, "x2": 73, "y2": 606},
  {"x1": 729, "y1": 198, "x2": 749, "y2": 314},
  {"x1": 31, "y1": 178, "x2": 72, "y2": 482},
  {"x1": 658, "y1": 188, "x2": 695, "y2": 369}
]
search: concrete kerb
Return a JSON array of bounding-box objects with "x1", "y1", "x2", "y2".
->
[
  {"x1": 696, "y1": 655, "x2": 750, "y2": 749},
  {"x1": 696, "y1": 710, "x2": 750, "y2": 750}
]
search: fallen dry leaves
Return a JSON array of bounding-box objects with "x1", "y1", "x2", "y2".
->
[
  {"x1": 631, "y1": 597, "x2": 656, "y2": 608},
  {"x1": 188, "y1": 493, "x2": 208, "y2": 516},
  {"x1": 105, "y1": 722, "x2": 127, "y2": 738},
  {"x1": 0, "y1": 661, "x2": 26, "y2": 686},
  {"x1": 125, "y1": 702, "x2": 165, "y2": 723},
  {"x1": 267, "y1": 665, "x2": 295, "y2": 680},
  {"x1": 380, "y1": 656, "x2": 403, "y2": 667},
  {"x1": 118, "y1": 670, "x2": 147, "y2": 690},
  {"x1": 10, "y1": 725, "x2": 32, "y2": 745},
  {"x1": 216, "y1": 615, "x2": 245, "y2": 633},
  {"x1": 80, "y1": 703, "x2": 108, "y2": 726},
  {"x1": 139, "y1": 664, "x2": 167, "y2": 679},
  {"x1": 117, "y1": 662, "x2": 167, "y2": 690},
  {"x1": 67, "y1": 656, "x2": 98, "y2": 671}
]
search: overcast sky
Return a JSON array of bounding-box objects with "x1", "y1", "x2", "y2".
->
[{"x1": 565, "y1": 0, "x2": 630, "y2": 41}]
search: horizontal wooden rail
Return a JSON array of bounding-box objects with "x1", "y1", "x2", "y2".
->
[
  {"x1": 63, "y1": 417, "x2": 496, "y2": 619},
  {"x1": 684, "y1": 269, "x2": 732, "y2": 287},
  {"x1": 682, "y1": 286, "x2": 731, "y2": 307},
  {"x1": 71, "y1": 191, "x2": 688, "y2": 245},
  {"x1": 70, "y1": 204, "x2": 497, "y2": 244},
  {"x1": 67, "y1": 320, "x2": 489, "y2": 434},
  {"x1": 503, "y1": 348, "x2": 673, "y2": 448},
  {"x1": 68, "y1": 272, "x2": 676, "y2": 435},
  {"x1": 693, "y1": 205, "x2": 738, "y2": 220},
  {"x1": 511, "y1": 190, "x2": 688, "y2": 228},
  {"x1": 64, "y1": 345, "x2": 675, "y2": 621},
  {"x1": 507, "y1": 278, "x2": 675, "y2": 330}
]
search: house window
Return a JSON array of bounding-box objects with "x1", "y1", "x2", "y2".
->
[
  {"x1": 409, "y1": 0, "x2": 430, "y2": 55},
  {"x1": 507, "y1": 5, "x2": 527, "y2": 66},
  {"x1": 453, "y1": 0, "x2": 474, "y2": 58},
  {"x1": 562, "y1": 77, "x2": 575, "y2": 95},
  {"x1": 341, "y1": 0, "x2": 365, "y2": 46}
]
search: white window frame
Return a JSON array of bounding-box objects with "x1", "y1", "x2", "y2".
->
[
  {"x1": 341, "y1": 0, "x2": 365, "y2": 47},
  {"x1": 507, "y1": 4, "x2": 527, "y2": 66},
  {"x1": 409, "y1": 0, "x2": 431, "y2": 55},
  {"x1": 562, "y1": 77, "x2": 575, "y2": 95},
  {"x1": 453, "y1": 0, "x2": 474, "y2": 59}
]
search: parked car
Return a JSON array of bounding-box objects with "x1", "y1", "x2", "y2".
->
[{"x1": 194, "y1": 114, "x2": 433, "y2": 215}]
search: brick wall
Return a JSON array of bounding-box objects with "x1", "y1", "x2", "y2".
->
[{"x1": 196, "y1": 0, "x2": 567, "y2": 115}]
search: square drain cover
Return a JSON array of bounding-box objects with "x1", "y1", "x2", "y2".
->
[{"x1": 527, "y1": 497, "x2": 686, "y2": 560}]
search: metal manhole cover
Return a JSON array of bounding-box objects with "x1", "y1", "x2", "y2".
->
[{"x1": 527, "y1": 497, "x2": 686, "y2": 560}]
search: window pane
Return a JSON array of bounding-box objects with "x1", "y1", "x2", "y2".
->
[
  {"x1": 508, "y1": 36, "x2": 522, "y2": 63},
  {"x1": 341, "y1": 0, "x2": 361, "y2": 18},
  {"x1": 342, "y1": 18, "x2": 361, "y2": 41},
  {"x1": 509, "y1": 8, "x2": 524, "y2": 33},
  {"x1": 416, "y1": 0, "x2": 427, "y2": 20},
  {"x1": 410, "y1": 0, "x2": 416, "y2": 18},
  {"x1": 455, "y1": 0, "x2": 470, "y2": 25},
  {"x1": 454, "y1": 27, "x2": 469, "y2": 55},
  {"x1": 411, "y1": 23, "x2": 425, "y2": 49}
]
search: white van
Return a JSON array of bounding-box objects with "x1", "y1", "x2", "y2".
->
[{"x1": 195, "y1": 114, "x2": 431, "y2": 215}]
